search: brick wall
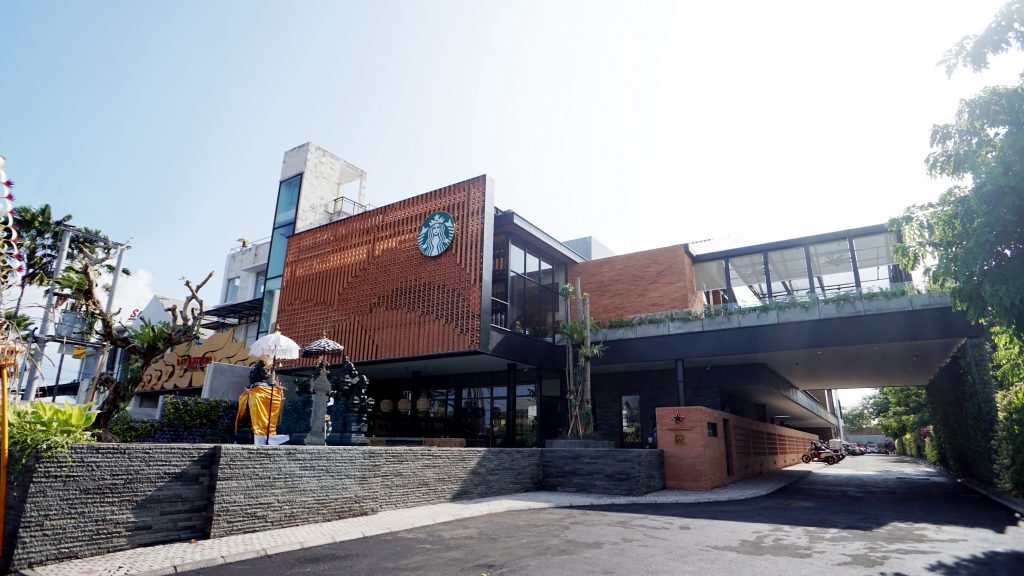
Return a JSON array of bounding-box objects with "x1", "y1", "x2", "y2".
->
[
  {"x1": 541, "y1": 449, "x2": 664, "y2": 496},
  {"x1": 656, "y1": 406, "x2": 818, "y2": 491},
  {"x1": 5, "y1": 444, "x2": 663, "y2": 571},
  {"x1": 568, "y1": 245, "x2": 699, "y2": 322}
]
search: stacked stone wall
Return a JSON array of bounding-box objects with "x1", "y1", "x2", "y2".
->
[{"x1": 4, "y1": 444, "x2": 662, "y2": 571}]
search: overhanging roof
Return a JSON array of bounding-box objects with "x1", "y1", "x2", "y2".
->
[{"x1": 204, "y1": 298, "x2": 262, "y2": 324}]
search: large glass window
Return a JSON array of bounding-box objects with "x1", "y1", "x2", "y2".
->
[
  {"x1": 499, "y1": 240, "x2": 562, "y2": 341},
  {"x1": 516, "y1": 383, "x2": 537, "y2": 447},
  {"x1": 274, "y1": 175, "x2": 301, "y2": 227},
  {"x1": 694, "y1": 260, "x2": 730, "y2": 307},
  {"x1": 258, "y1": 277, "x2": 282, "y2": 333},
  {"x1": 853, "y1": 232, "x2": 898, "y2": 292},
  {"x1": 727, "y1": 253, "x2": 767, "y2": 306},
  {"x1": 223, "y1": 277, "x2": 240, "y2": 304},
  {"x1": 767, "y1": 247, "x2": 811, "y2": 299},
  {"x1": 267, "y1": 224, "x2": 294, "y2": 279},
  {"x1": 253, "y1": 270, "x2": 267, "y2": 298},
  {"x1": 809, "y1": 239, "x2": 856, "y2": 296}
]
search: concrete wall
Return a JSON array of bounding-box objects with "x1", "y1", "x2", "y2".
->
[
  {"x1": 592, "y1": 369, "x2": 678, "y2": 446},
  {"x1": 656, "y1": 406, "x2": 818, "y2": 491},
  {"x1": 201, "y1": 362, "x2": 251, "y2": 402},
  {"x1": 4, "y1": 444, "x2": 663, "y2": 571}
]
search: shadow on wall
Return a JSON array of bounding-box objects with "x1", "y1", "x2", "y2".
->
[{"x1": 924, "y1": 550, "x2": 1024, "y2": 575}]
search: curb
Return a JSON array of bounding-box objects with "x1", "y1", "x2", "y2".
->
[{"x1": 905, "y1": 455, "x2": 1024, "y2": 517}]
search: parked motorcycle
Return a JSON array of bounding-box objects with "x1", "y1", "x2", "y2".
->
[{"x1": 801, "y1": 441, "x2": 838, "y2": 465}]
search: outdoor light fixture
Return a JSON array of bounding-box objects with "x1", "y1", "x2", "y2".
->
[
  {"x1": 397, "y1": 398, "x2": 411, "y2": 413},
  {"x1": 379, "y1": 399, "x2": 394, "y2": 413}
]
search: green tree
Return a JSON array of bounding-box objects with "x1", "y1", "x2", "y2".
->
[
  {"x1": 867, "y1": 386, "x2": 930, "y2": 440},
  {"x1": 841, "y1": 400, "x2": 874, "y2": 431},
  {"x1": 11, "y1": 204, "x2": 72, "y2": 316},
  {"x1": 891, "y1": 0, "x2": 1024, "y2": 337}
]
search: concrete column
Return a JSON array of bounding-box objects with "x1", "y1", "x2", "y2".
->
[{"x1": 675, "y1": 359, "x2": 686, "y2": 406}]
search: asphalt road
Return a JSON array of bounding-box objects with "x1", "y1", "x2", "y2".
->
[{"x1": 183, "y1": 455, "x2": 1024, "y2": 576}]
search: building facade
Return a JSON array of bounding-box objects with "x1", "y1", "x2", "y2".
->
[{"x1": 208, "y1": 143, "x2": 981, "y2": 449}]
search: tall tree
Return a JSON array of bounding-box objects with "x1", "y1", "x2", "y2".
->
[
  {"x1": 891, "y1": 1, "x2": 1024, "y2": 337},
  {"x1": 55, "y1": 257, "x2": 212, "y2": 433},
  {"x1": 10, "y1": 204, "x2": 72, "y2": 316}
]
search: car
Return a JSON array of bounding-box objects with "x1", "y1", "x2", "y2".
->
[{"x1": 866, "y1": 443, "x2": 880, "y2": 454}]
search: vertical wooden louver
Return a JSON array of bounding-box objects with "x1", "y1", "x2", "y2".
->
[{"x1": 277, "y1": 175, "x2": 488, "y2": 363}]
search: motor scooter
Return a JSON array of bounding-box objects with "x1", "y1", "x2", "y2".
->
[{"x1": 801, "y1": 441, "x2": 838, "y2": 465}]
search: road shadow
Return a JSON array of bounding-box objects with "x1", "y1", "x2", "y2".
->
[
  {"x1": 579, "y1": 457, "x2": 1019, "y2": 534},
  {"x1": 924, "y1": 550, "x2": 1024, "y2": 575}
]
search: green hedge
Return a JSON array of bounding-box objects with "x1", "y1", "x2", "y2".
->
[
  {"x1": 110, "y1": 396, "x2": 236, "y2": 444},
  {"x1": 994, "y1": 383, "x2": 1024, "y2": 497}
]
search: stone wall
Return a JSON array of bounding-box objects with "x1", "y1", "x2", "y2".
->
[
  {"x1": 4, "y1": 444, "x2": 217, "y2": 571},
  {"x1": 542, "y1": 449, "x2": 664, "y2": 496},
  {"x1": 209, "y1": 446, "x2": 542, "y2": 537},
  {"x1": 4, "y1": 444, "x2": 660, "y2": 572}
]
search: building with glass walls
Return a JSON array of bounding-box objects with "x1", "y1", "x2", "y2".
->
[{"x1": 213, "y1": 143, "x2": 981, "y2": 448}]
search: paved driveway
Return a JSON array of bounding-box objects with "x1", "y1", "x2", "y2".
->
[{"x1": 183, "y1": 455, "x2": 1024, "y2": 576}]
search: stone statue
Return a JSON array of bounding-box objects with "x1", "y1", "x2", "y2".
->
[{"x1": 326, "y1": 358, "x2": 375, "y2": 445}]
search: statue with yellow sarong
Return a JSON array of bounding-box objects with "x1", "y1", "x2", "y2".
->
[{"x1": 235, "y1": 360, "x2": 286, "y2": 445}]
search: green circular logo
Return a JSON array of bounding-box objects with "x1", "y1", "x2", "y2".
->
[{"x1": 418, "y1": 211, "x2": 456, "y2": 257}]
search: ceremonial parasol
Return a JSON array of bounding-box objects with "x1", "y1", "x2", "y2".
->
[
  {"x1": 302, "y1": 332, "x2": 343, "y2": 364},
  {"x1": 248, "y1": 328, "x2": 300, "y2": 444}
]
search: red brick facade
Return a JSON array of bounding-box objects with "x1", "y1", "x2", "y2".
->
[
  {"x1": 656, "y1": 406, "x2": 818, "y2": 490},
  {"x1": 567, "y1": 245, "x2": 700, "y2": 322},
  {"x1": 277, "y1": 176, "x2": 489, "y2": 363}
]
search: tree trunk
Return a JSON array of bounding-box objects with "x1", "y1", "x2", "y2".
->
[{"x1": 581, "y1": 295, "x2": 593, "y2": 435}]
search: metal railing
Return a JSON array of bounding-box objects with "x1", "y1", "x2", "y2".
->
[{"x1": 328, "y1": 196, "x2": 375, "y2": 217}]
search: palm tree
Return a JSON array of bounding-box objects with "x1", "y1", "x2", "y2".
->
[{"x1": 11, "y1": 204, "x2": 72, "y2": 317}]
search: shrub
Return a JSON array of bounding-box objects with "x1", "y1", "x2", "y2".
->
[
  {"x1": 7, "y1": 401, "x2": 96, "y2": 469},
  {"x1": 994, "y1": 383, "x2": 1024, "y2": 497},
  {"x1": 153, "y1": 396, "x2": 235, "y2": 443},
  {"x1": 924, "y1": 435, "x2": 941, "y2": 465},
  {"x1": 109, "y1": 411, "x2": 159, "y2": 443}
]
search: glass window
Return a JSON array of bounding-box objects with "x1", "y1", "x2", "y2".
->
[
  {"x1": 510, "y1": 243, "x2": 525, "y2": 275},
  {"x1": 853, "y1": 232, "x2": 898, "y2": 292},
  {"x1": 266, "y1": 224, "x2": 294, "y2": 279},
  {"x1": 694, "y1": 260, "x2": 728, "y2": 292},
  {"x1": 253, "y1": 270, "x2": 267, "y2": 298},
  {"x1": 554, "y1": 262, "x2": 566, "y2": 289},
  {"x1": 809, "y1": 240, "x2": 856, "y2": 296},
  {"x1": 515, "y1": 394, "x2": 536, "y2": 447},
  {"x1": 258, "y1": 277, "x2": 282, "y2": 334},
  {"x1": 510, "y1": 274, "x2": 527, "y2": 333},
  {"x1": 621, "y1": 394, "x2": 641, "y2": 448},
  {"x1": 728, "y1": 254, "x2": 767, "y2": 306},
  {"x1": 539, "y1": 258, "x2": 553, "y2": 287},
  {"x1": 767, "y1": 247, "x2": 811, "y2": 298},
  {"x1": 274, "y1": 175, "x2": 301, "y2": 227},
  {"x1": 223, "y1": 277, "x2": 240, "y2": 304},
  {"x1": 525, "y1": 252, "x2": 540, "y2": 281}
]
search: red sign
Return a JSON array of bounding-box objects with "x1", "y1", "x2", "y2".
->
[{"x1": 176, "y1": 355, "x2": 212, "y2": 371}]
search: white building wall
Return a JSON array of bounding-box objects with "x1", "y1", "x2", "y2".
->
[
  {"x1": 280, "y1": 142, "x2": 367, "y2": 235},
  {"x1": 220, "y1": 240, "x2": 271, "y2": 304}
]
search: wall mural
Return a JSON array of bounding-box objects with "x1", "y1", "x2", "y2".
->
[{"x1": 137, "y1": 331, "x2": 260, "y2": 392}]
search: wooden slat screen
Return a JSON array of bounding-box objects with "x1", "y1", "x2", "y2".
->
[{"x1": 277, "y1": 176, "x2": 488, "y2": 362}]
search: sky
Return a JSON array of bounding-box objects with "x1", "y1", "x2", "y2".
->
[{"x1": 2, "y1": 1, "x2": 1023, "y2": 400}]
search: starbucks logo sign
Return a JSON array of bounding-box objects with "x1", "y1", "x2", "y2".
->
[{"x1": 418, "y1": 211, "x2": 456, "y2": 257}]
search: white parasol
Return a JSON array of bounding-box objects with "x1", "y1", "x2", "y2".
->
[
  {"x1": 248, "y1": 328, "x2": 300, "y2": 445},
  {"x1": 250, "y1": 329, "x2": 301, "y2": 361}
]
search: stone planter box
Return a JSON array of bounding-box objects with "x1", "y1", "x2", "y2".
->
[
  {"x1": 861, "y1": 296, "x2": 914, "y2": 315},
  {"x1": 910, "y1": 292, "x2": 952, "y2": 310},
  {"x1": 545, "y1": 439, "x2": 615, "y2": 449},
  {"x1": 777, "y1": 305, "x2": 820, "y2": 323},
  {"x1": 600, "y1": 326, "x2": 636, "y2": 340},
  {"x1": 635, "y1": 322, "x2": 670, "y2": 338},
  {"x1": 818, "y1": 300, "x2": 864, "y2": 319},
  {"x1": 667, "y1": 319, "x2": 705, "y2": 334},
  {"x1": 702, "y1": 315, "x2": 738, "y2": 331},
  {"x1": 735, "y1": 310, "x2": 779, "y2": 327}
]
